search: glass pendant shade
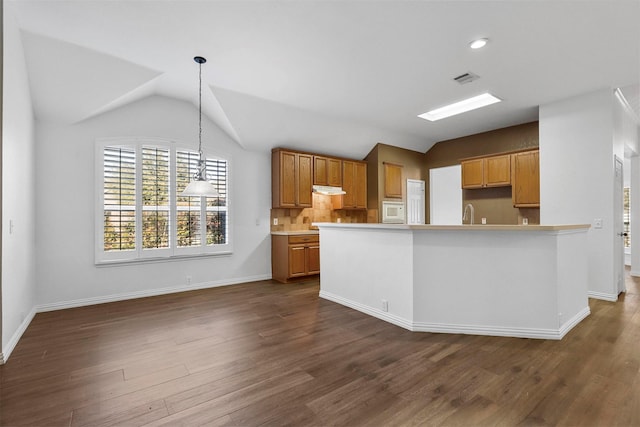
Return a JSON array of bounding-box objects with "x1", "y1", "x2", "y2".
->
[{"x1": 182, "y1": 177, "x2": 220, "y2": 197}]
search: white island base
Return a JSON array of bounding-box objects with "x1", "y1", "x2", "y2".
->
[{"x1": 314, "y1": 223, "x2": 591, "y2": 340}]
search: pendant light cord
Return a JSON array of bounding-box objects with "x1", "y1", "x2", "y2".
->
[{"x1": 198, "y1": 59, "x2": 203, "y2": 158}]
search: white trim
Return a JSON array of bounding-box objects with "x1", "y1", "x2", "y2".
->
[
  {"x1": 95, "y1": 251, "x2": 232, "y2": 267},
  {"x1": 412, "y1": 322, "x2": 563, "y2": 340},
  {"x1": 615, "y1": 88, "x2": 640, "y2": 126},
  {"x1": 630, "y1": 270, "x2": 640, "y2": 277},
  {"x1": 37, "y1": 274, "x2": 271, "y2": 313},
  {"x1": 1, "y1": 307, "x2": 37, "y2": 364},
  {"x1": 320, "y1": 290, "x2": 587, "y2": 340},
  {"x1": 588, "y1": 291, "x2": 619, "y2": 302},
  {"x1": 319, "y1": 290, "x2": 413, "y2": 330},
  {"x1": 558, "y1": 306, "x2": 591, "y2": 339}
]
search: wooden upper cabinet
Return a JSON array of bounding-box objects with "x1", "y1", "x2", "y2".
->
[
  {"x1": 512, "y1": 150, "x2": 540, "y2": 207},
  {"x1": 297, "y1": 154, "x2": 313, "y2": 206},
  {"x1": 313, "y1": 156, "x2": 342, "y2": 187},
  {"x1": 354, "y1": 162, "x2": 367, "y2": 209},
  {"x1": 384, "y1": 162, "x2": 403, "y2": 198},
  {"x1": 341, "y1": 160, "x2": 355, "y2": 208},
  {"x1": 272, "y1": 150, "x2": 313, "y2": 208},
  {"x1": 327, "y1": 158, "x2": 342, "y2": 187},
  {"x1": 461, "y1": 158, "x2": 484, "y2": 189},
  {"x1": 334, "y1": 160, "x2": 367, "y2": 209},
  {"x1": 461, "y1": 154, "x2": 511, "y2": 189},
  {"x1": 484, "y1": 155, "x2": 511, "y2": 187}
]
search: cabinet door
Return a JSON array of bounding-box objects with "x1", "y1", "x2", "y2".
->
[
  {"x1": 307, "y1": 245, "x2": 320, "y2": 274},
  {"x1": 512, "y1": 151, "x2": 540, "y2": 207},
  {"x1": 313, "y1": 156, "x2": 328, "y2": 186},
  {"x1": 342, "y1": 161, "x2": 356, "y2": 208},
  {"x1": 297, "y1": 154, "x2": 313, "y2": 207},
  {"x1": 461, "y1": 159, "x2": 484, "y2": 189},
  {"x1": 327, "y1": 158, "x2": 342, "y2": 187},
  {"x1": 288, "y1": 245, "x2": 307, "y2": 277},
  {"x1": 355, "y1": 162, "x2": 367, "y2": 209},
  {"x1": 484, "y1": 155, "x2": 511, "y2": 187},
  {"x1": 384, "y1": 162, "x2": 403, "y2": 198},
  {"x1": 279, "y1": 151, "x2": 297, "y2": 206}
]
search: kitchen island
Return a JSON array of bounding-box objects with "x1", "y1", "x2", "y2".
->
[{"x1": 313, "y1": 223, "x2": 591, "y2": 340}]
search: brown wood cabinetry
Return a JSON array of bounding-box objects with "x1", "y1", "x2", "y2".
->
[
  {"x1": 272, "y1": 234, "x2": 320, "y2": 283},
  {"x1": 512, "y1": 150, "x2": 540, "y2": 207},
  {"x1": 333, "y1": 160, "x2": 367, "y2": 209},
  {"x1": 313, "y1": 156, "x2": 342, "y2": 187},
  {"x1": 461, "y1": 154, "x2": 511, "y2": 189},
  {"x1": 461, "y1": 158, "x2": 484, "y2": 188},
  {"x1": 384, "y1": 162, "x2": 403, "y2": 198},
  {"x1": 272, "y1": 150, "x2": 313, "y2": 208}
]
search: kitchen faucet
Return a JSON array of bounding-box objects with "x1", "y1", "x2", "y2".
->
[{"x1": 463, "y1": 203, "x2": 475, "y2": 225}]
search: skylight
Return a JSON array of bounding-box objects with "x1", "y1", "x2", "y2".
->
[{"x1": 418, "y1": 93, "x2": 502, "y2": 122}]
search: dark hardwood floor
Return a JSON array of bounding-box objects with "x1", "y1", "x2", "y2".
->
[{"x1": 1, "y1": 271, "x2": 639, "y2": 426}]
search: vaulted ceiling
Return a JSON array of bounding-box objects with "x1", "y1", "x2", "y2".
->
[{"x1": 9, "y1": 0, "x2": 640, "y2": 159}]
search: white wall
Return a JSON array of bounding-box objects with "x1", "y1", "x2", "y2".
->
[
  {"x1": 540, "y1": 89, "x2": 621, "y2": 300},
  {"x1": 2, "y1": 2, "x2": 38, "y2": 360},
  {"x1": 34, "y1": 95, "x2": 272, "y2": 308}
]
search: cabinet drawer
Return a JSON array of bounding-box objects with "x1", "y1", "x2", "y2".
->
[{"x1": 288, "y1": 235, "x2": 319, "y2": 244}]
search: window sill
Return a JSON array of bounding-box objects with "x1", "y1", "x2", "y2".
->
[{"x1": 96, "y1": 251, "x2": 233, "y2": 267}]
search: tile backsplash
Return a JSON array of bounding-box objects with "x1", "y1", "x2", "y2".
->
[{"x1": 271, "y1": 193, "x2": 369, "y2": 232}]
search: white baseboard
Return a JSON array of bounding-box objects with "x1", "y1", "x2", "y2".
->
[
  {"x1": 558, "y1": 306, "x2": 591, "y2": 339},
  {"x1": 320, "y1": 290, "x2": 589, "y2": 340},
  {"x1": 1, "y1": 307, "x2": 37, "y2": 364},
  {"x1": 37, "y1": 274, "x2": 272, "y2": 313},
  {"x1": 319, "y1": 290, "x2": 413, "y2": 331},
  {"x1": 1, "y1": 274, "x2": 271, "y2": 364},
  {"x1": 588, "y1": 291, "x2": 619, "y2": 302}
]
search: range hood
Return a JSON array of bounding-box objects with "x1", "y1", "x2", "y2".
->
[{"x1": 313, "y1": 185, "x2": 346, "y2": 195}]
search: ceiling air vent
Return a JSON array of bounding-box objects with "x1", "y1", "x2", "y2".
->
[{"x1": 453, "y1": 72, "x2": 480, "y2": 85}]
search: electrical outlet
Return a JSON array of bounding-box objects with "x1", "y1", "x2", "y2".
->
[
  {"x1": 594, "y1": 218, "x2": 603, "y2": 229},
  {"x1": 186, "y1": 275, "x2": 192, "y2": 285},
  {"x1": 522, "y1": 218, "x2": 528, "y2": 225},
  {"x1": 481, "y1": 217, "x2": 487, "y2": 225},
  {"x1": 382, "y1": 299, "x2": 389, "y2": 312},
  {"x1": 273, "y1": 218, "x2": 278, "y2": 226}
]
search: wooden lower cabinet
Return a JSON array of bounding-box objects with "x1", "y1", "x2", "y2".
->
[{"x1": 272, "y1": 234, "x2": 320, "y2": 283}]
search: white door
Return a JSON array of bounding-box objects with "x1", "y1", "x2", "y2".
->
[
  {"x1": 406, "y1": 179, "x2": 425, "y2": 225},
  {"x1": 615, "y1": 156, "x2": 625, "y2": 294},
  {"x1": 429, "y1": 165, "x2": 462, "y2": 225}
]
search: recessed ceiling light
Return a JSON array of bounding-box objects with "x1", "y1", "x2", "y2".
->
[
  {"x1": 417, "y1": 92, "x2": 502, "y2": 122},
  {"x1": 469, "y1": 38, "x2": 489, "y2": 49}
]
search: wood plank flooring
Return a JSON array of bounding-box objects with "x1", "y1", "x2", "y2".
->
[{"x1": 1, "y1": 271, "x2": 639, "y2": 426}]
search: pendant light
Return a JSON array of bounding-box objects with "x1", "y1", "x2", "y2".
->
[{"x1": 181, "y1": 56, "x2": 220, "y2": 197}]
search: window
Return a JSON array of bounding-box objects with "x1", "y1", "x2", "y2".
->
[
  {"x1": 96, "y1": 138, "x2": 230, "y2": 263},
  {"x1": 624, "y1": 187, "x2": 630, "y2": 249}
]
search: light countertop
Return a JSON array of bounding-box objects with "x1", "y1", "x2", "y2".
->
[
  {"x1": 312, "y1": 223, "x2": 590, "y2": 231},
  {"x1": 271, "y1": 230, "x2": 320, "y2": 236}
]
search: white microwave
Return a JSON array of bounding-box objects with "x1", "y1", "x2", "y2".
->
[{"x1": 382, "y1": 201, "x2": 405, "y2": 224}]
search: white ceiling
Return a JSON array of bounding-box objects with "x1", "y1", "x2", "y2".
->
[{"x1": 10, "y1": 0, "x2": 640, "y2": 159}]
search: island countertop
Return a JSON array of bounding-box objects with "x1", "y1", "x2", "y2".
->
[{"x1": 312, "y1": 222, "x2": 590, "y2": 231}]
